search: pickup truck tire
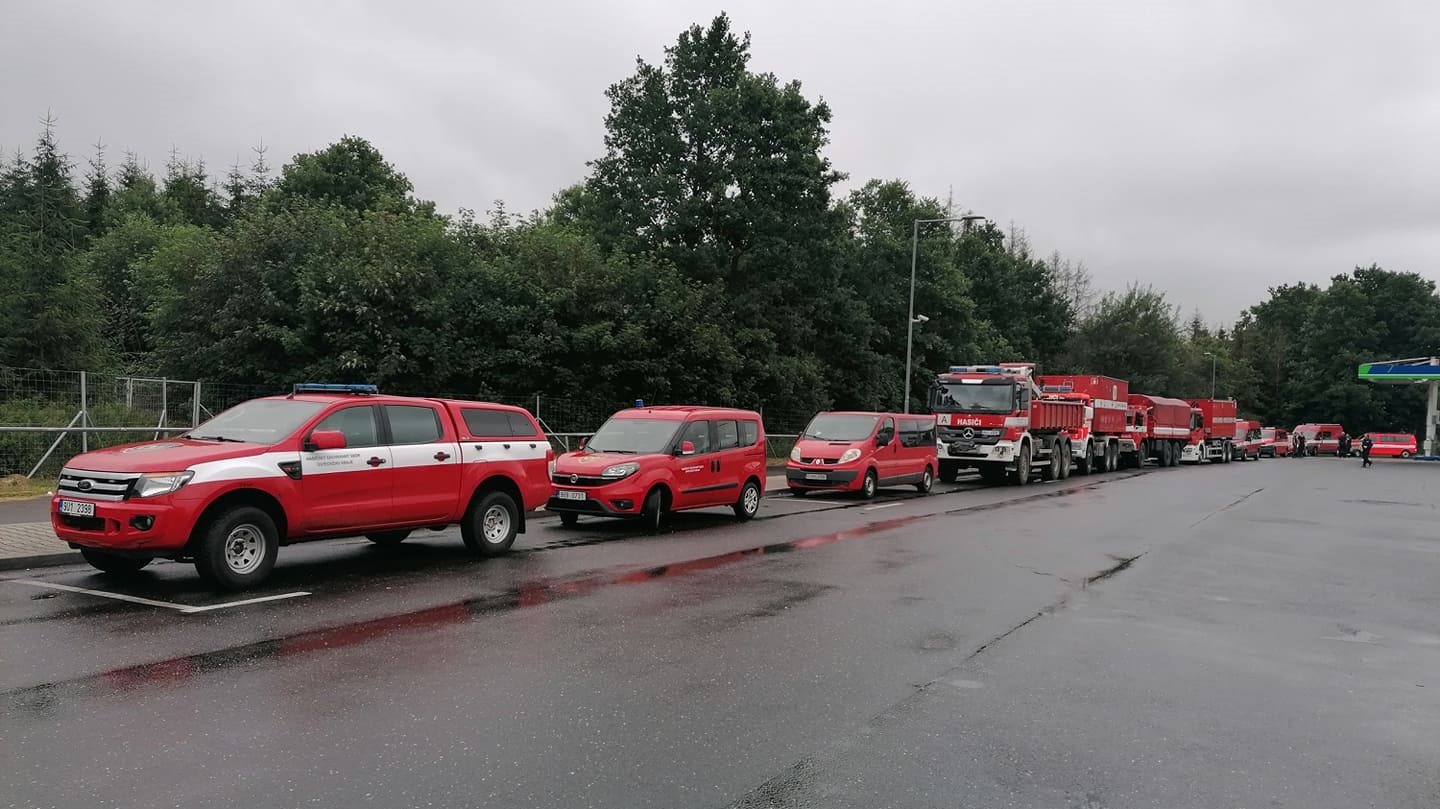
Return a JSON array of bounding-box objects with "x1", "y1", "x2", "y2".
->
[
  {"x1": 194, "y1": 506, "x2": 279, "y2": 591},
  {"x1": 365, "y1": 530, "x2": 410, "y2": 546},
  {"x1": 80, "y1": 547, "x2": 150, "y2": 575},
  {"x1": 462, "y1": 491, "x2": 518, "y2": 556}
]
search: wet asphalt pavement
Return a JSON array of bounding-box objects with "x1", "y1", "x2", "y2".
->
[{"x1": 2, "y1": 459, "x2": 1437, "y2": 808}]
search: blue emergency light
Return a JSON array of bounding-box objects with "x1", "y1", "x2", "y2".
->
[
  {"x1": 635, "y1": 398, "x2": 645, "y2": 408},
  {"x1": 292, "y1": 383, "x2": 379, "y2": 395}
]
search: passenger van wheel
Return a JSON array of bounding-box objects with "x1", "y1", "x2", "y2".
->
[
  {"x1": 860, "y1": 470, "x2": 878, "y2": 499},
  {"x1": 734, "y1": 479, "x2": 762, "y2": 521},
  {"x1": 1402, "y1": 450, "x2": 1413, "y2": 458},
  {"x1": 365, "y1": 530, "x2": 410, "y2": 546},
  {"x1": 917, "y1": 466, "x2": 934, "y2": 494},
  {"x1": 80, "y1": 548, "x2": 150, "y2": 575},
  {"x1": 642, "y1": 489, "x2": 666, "y2": 533},
  {"x1": 559, "y1": 512, "x2": 579, "y2": 527},
  {"x1": 461, "y1": 491, "x2": 518, "y2": 556},
  {"x1": 194, "y1": 506, "x2": 279, "y2": 591}
]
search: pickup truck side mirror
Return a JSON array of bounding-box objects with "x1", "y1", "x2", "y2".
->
[
  {"x1": 307, "y1": 430, "x2": 347, "y2": 451},
  {"x1": 678, "y1": 440, "x2": 696, "y2": 456}
]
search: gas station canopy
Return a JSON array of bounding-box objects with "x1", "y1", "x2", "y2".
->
[{"x1": 1357, "y1": 356, "x2": 1439, "y2": 458}]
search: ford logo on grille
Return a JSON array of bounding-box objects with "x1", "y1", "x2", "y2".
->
[
  {"x1": 76, "y1": 480, "x2": 93, "y2": 491},
  {"x1": 569, "y1": 474, "x2": 578, "y2": 484},
  {"x1": 961, "y1": 427, "x2": 975, "y2": 439}
]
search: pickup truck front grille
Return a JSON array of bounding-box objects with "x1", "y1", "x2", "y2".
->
[{"x1": 57, "y1": 469, "x2": 141, "y2": 502}]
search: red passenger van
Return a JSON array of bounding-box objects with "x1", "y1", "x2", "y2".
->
[{"x1": 786, "y1": 412, "x2": 938, "y2": 498}]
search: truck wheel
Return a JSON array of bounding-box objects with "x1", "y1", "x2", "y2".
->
[
  {"x1": 1058, "y1": 447, "x2": 1072, "y2": 479},
  {"x1": 80, "y1": 548, "x2": 150, "y2": 575},
  {"x1": 733, "y1": 479, "x2": 762, "y2": 521},
  {"x1": 365, "y1": 530, "x2": 410, "y2": 546},
  {"x1": 1042, "y1": 450, "x2": 1060, "y2": 481},
  {"x1": 1013, "y1": 444, "x2": 1032, "y2": 486},
  {"x1": 1075, "y1": 443, "x2": 1092, "y2": 475},
  {"x1": 916, "y1": 466, "x2": 934, "y2": 494},
  {"x1": 193, "y1": 506, "x2": 279, "y2": 591},
  {"x1": 559, "y1": 512, "x2": 579, "y2": 527},
  {"x1": 1106, "y1": 443, "x2": 1119, "y2": 472},
  {"x1": 860, "y1": 469, "x2": 878, "y2": 499},
  {"x1": 461, "y1": 491, "x2": 518, "y2": 556}
]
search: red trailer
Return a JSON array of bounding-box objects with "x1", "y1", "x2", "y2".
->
[
  {"x1": 1184, "y1": 398, "x2": 1238, "y2": 464},
  {"x1": 931, "y1": 362, "x2": 1085, "y2": 485},
  {"x1": 1126, "y1": 393, "x2": 1192, "y2": 467},
  {"x1": 1038, "y1": 374, "x2": 1134, "y2": 473}
]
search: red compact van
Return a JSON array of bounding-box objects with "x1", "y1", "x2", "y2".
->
[{"x1": 786, "y1": 411, "x2": 938, "y2": 498}]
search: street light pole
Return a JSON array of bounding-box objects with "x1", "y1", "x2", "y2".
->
[
  {"x1": 903, "y1": 214, "x2": 987, "y2": 413},
  {"x1": 1203, "y1": 351, "x2": 1216, "y2": 398}
]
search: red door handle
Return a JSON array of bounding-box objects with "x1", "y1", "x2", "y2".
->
[
  {"x1": 367, "y1": 457, "x2": 386, "y2": 467},
  {"x1": 433, "y1": 451, "x2": 451, "y2": 462}
]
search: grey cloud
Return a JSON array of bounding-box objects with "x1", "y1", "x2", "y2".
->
[{"x1": 2, "y1": 0, "x2": 1434, "y2": 323}]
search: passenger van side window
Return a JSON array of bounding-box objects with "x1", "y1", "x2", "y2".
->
[
  {"x1": 313, "y1": 405, "x2": 379, "y2": 448},
  {"x1": 462, "y1": 409, "x2": 512, "y2": 438},
  {"x1": 715, "y1": 420, "x2": 739, "y2": 451},
  {"x1": 679, "y1": 420, "x2": 711, "y2": 455},
  {"x1": 877, "y1": 417, "x2": 896, "y2": 445},
  {"x1": 738, "y1": 420, "x2": 759, "y2": 447}
]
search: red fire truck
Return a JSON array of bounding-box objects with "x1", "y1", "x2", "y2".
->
[
  {"x1": 930, "y1": 363, "x2": 1085, "y2": 485},
  {"x1": 1037, "y1": 374, "x2": 1133, "y2": 474},
  {"x1": 1126, "y1": 393, "x2": 1193, "y2": 467},
  {"x1": 1183, "y1": 398, "x2": 1238, "y2": 464}
]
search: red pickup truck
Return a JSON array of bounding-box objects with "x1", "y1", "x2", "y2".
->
[{"x1": 51, "y1": 384, "x2": 552, "y2": 590}]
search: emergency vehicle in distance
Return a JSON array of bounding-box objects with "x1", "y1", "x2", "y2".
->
[
  {"x1": 1036, "y1": 374, "x2": 1136, "y2": 473},
  {"x1": 930, "y1": 363, "x2": 1084, "y2": 485},
  {"x1": 1230, "y1": 419, "x2": 1264, "y2": 461},
  {"x1": 1260, "y1": 427, "x2": 1291, "y2": 458},
  {"x1": 1352, "y1": 432, "x2": 1417, "y2": 458},
  {"x1": 1292, "y1": 423, "x2": 1344, "y2": 456},
  {"x1": 1126, "y1": 392, "x2": 1193, "y2": 467},
  {"x1": 1183, "y1": 398, "x2": 1238, "y2": 464},
  {"x1": 51, "y1": 384, "x2": 553, "y2": 590}
]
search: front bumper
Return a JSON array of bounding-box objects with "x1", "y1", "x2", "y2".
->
[
  {"x1": 50, "y1": 497, "x2": 190, "y2": 553},
  {"x1": 547, "y1": 480, "x2": 646, "y2": 516},
  {"x1": 785, "y1": 466, "x2": 860, "y2": 490},
  {"x1": 939, "y1": 440, "x2": 1017, "y2": 463}
]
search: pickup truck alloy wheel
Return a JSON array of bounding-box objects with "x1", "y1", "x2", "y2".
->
[
  {"x1": 462, "y1": 491, "x2": 518, "y2": 556},
  {"x1": 194, "y1": 506, "x2": 279, "y2": 591}
]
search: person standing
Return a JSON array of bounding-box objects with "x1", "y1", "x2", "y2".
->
[
  {"x1": 1360, "y1": 434, "x2": 1374, "y2": 467},
  {"x1": 1339, "y1": 433, "x2": 1352, "y2": 457}
]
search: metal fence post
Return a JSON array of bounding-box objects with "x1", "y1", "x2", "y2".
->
[
  {"x1": 193, "y1": 380, "x2": 202, "y2": 426},
  {"x1": 80, "y1": 371, "x2": 88, "y2": 453}
]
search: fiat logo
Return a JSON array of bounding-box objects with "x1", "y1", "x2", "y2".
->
[{"x1": 569, "y1": 474, "x2": 578, "y2": 483}]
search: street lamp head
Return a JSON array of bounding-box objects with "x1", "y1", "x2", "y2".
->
[
  {"x1": 1203, "y1": 351, "x2": 1214, "y2": 357},
  {"x1": 913, "y1": 314, "x2": 930, "y2": 324}
]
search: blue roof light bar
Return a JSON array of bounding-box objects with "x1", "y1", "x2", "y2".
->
[{"x1": 291, "y1": 383, "x2": 379, "y2": 395}]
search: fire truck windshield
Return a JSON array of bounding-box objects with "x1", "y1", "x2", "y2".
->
[{"x1": 930, "y1": 381, "x2": 1014, "y2": 414}]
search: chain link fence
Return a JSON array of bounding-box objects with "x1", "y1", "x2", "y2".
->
[{"x1": 1, "y1": 365, "x2": 810, "y2": 478}]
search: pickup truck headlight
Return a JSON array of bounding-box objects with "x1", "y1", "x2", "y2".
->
[
  {"x1": 790, "y1": 445, "x2": 802, "y2": 462},
  {"x1": 132, "y1": 471, "x2": 194, "y2": 499},
  {"x1": 600, "y1": 462, "x2": 640, "y2": 479},
  {"x1": 838, "y1": 448, "x2": 862, "y2": 464}
]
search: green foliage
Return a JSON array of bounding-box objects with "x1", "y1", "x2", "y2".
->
[{"x1": 0, "y1": 15, "x2": 1431, "y2": 443}]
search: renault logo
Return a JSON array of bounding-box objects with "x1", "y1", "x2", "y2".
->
[
  {"x1": 569, "y1": 474, "x2": 578, "y2": 484},
  {"x1": 961, "y1": 427, "x2": 975, "y2": 439},
  {"x1": 76, "y1": 480, "x2": 93, "y2": 491}
]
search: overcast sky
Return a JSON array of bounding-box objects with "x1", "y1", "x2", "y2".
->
[{"x1": 3, "y1": 0, "x2": 1436, "y2": 323}]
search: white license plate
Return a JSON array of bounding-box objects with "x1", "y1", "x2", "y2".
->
[
  {"x1": 58, "y1": 500, "x2": 96, "y2": 517},
  {"x1": 556, "y1": 490, "x2": 587, "y2": 501},
  {"x1": 805, "y1": 473, "x2": 827, "y2": 481}
]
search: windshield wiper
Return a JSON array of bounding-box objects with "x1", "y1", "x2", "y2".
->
[{"x1": 186, "y1": 434, "x2": 246, "y2": 443}]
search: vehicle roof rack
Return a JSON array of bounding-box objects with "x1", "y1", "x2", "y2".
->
[{"x1": 289, "y1": 383, "x2": 379, "y2": 397}]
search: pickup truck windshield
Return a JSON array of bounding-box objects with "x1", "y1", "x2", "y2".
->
[
  {"x1": 930, "y1": 381, "x2": 1014, "y2": 414},
  {"x1": 802, "y1": 414, "x2": 879, "y2": 442},
  {"x1": 586, "y1": 418, "x2": 683, "y2": 455},
  {"x1": 185, "y1": 399, "x2": 327, "y2": 445}
]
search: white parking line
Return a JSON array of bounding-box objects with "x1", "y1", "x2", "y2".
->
[
  {"x1": 863, "y1": 503, "x2": 903, "y2": 511},
  {"x1": 8, "y1": 579, "x2": 310, "y2": 613}
]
